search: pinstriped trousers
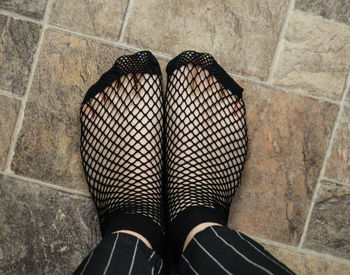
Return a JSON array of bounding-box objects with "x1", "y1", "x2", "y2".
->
[{"x1": 74, "y1": 226, "x2": 295, "y2": 275}]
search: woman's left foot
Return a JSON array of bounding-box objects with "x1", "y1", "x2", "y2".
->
[{"x1": 165, "y1": 51, "x2": 248, "y2": 256}]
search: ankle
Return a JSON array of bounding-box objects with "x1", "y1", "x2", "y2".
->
[
  {"x1": 113, "y1": 230, "x2": 152, "y2": 249},
  {"x1": 167, "y1": 206, "x2": 227, "y2": 259},
  {"x1": 102, "y1": 213, "x2": 165, "y2": 257},
  {"x1": 183, "y1": 222, "x2": 223, "y2": 252}
]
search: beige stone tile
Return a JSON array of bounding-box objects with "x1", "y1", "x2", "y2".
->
[
  {"x1": 0, "y1": 95, "x2": 21, "y2": 171},
  {"x1": 0, "y1": 15, "x2": 41, "y2": 95},
  {"x1": 304, "y1": 181, "x2": 350, "y2": 259},
  {"x1": 295, "y1": 0, "x2": 350, "y2": 26},
  {"x1": 264, "y1": 244, "x2": 350, "y2": 275},
  {"x1": 124, "y1": 0, "x2": 289, "y2": 80},
  {"x1": 271, "y1": 13, "x2": 350, "y2": 101},
  {"x1": 49, "y1": 0, "x2": 129, "y2": 40},
  {"x1": 325, "y1": 106, "x2": 350, "y2": 183},
  {"x1": 0, "y1": 0, "x2": 48, "y2": 20},
  {"x1": 11, "y1": 29, "x2": 133, "y2": 191},
  {"x1": 346, "y1": 88, "x2": 350, "y2": 104},
  {"x1": 228, "y1": 80, "x2": 338, "y2": 245}
]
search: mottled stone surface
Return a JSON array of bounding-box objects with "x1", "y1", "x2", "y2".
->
[
  {"x1": 0, "y1": 174, "x2": 100, "y2": 274},
  {"x1": 304, "y1": 181, "x2": 350, "y2": 259},
  {"x1": 49, "y1": 0, "x2": 129, "y2": 40},
  {"x1": 265, "y1": 244, "x2": 350, "y2": 275},
  {"x1": 295, "y1": 0, "x2": 350, "y2": 25},
  {"x1": 11, "y1": 29, "x2": 132, "y2": 191},
  {"x1": 0, "y1": 0, "x2": 47, "y2": 20},
  {"x1": 0, "y1": 96, "x2": 21, "y2": 171},
  {"x1": 228, "y1": 80, "x2": 338, "y2": 245},
  {"x1": 158, "y1": 58, "x2": 168, "y2": 92},
  {"x1": 124, "y1": 0, "x2": 289, "y2": 80},
  {"x1": 271, "y1": 13, "x2": 350, "y2": 101},
  {"x1": 325, "y1": 107, "x2": 350, "y2": 183},
  {"x1": 0, "y1": 15, "x2": 41, "y2": 95}
]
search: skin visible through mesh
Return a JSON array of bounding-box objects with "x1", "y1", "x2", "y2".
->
[
  {"x1": 166, "y1": 64, "x2": 248, "y2": 222},
  {"x1": 80, "y1": 72, "x2": 163, "y2": 227}
]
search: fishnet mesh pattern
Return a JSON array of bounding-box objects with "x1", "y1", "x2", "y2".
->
[
  {"x1": 80, "y1": 51, "x2": 163, "y2": 228},
  {"x1": 165, "y1": 51, "x2": 248, "y2": 222}
]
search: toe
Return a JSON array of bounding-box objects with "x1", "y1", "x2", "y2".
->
[
  {"x1": 138, "y1": 73, "x2": 161, "y2": 99},
  {"x1": 175, "y1": 64, "x2": 194, "y2": 90},
  {"x1": 186, "y1": 63, "x2": 195, "y2": 84},
  {"x1": 119, "y1": 73, "x2": 136, "y2": 99},
  {"x1": 81, "y1": 103, "x2": 94, "y2": 121},
  {"x1": 232, "y1": 97, "x2": 245, "y2": 120},
  {"x1": 104, "y1": 81, "x2": 119, "y2": 116},
  {"x1": 115, "y1": 74, "x2": 134, "y2": 115},
  {"x1": 134, "y1": 72, "x2": 143, "y2": 92},
  {"x1": 104, "y1": 80, "x2": 117, "y2": 102},
  {"x1": 90, "y1": 92, "x2": 105, "y2": 115},
  {"x1": 200, "y1": 67, "x2": 211, "y2": 91},
  {"x1": 137, "y1": 73, "x2": 150, "y2": 94},
  {"x1": 87, "y1": 92, "x2": 114, "y2": 134}
]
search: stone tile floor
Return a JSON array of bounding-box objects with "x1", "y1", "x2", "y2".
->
[{"x1": 0, "y1": 0, "x2": 349, "y2": 274}]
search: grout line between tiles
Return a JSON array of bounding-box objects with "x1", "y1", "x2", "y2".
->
[
  {"x1": 4, "y1": 0, "x2": 52, "y2": 173},
  {"x1": 44, "y1": 0, "x2": 54, "y2": 23},
  {"x1": 298, "y1": 72, "x2": 350, "y2": 248},
  {"x1": 0, "y1": 9, "x2": 42, "y2": 24},
  {"x1": 47, "y1": 24, "x2": 116, "y2": 45},
  {"x1": 253, "y1": 235, "x2": 350, "y2": 265},
  {"x1": 343, "y1": 72, "x2": 350, "y2": 105},
  {"x1": 321, "y1": 176, "x2": 350, "y2": 187},
  {"x1": 117, "y1": 0, "x2": 135, "y2": 43},
  {"x1": 230, "y1": 72, "x2": 340, "y2": 105},
  {"x1": 296, "y1": 248, "x2": 350, "y2": 265},
  {"x1": 298, "y1": 111, "x2": 343, "y2": 248},
  {"x1": 297, "y1": 179, "x2": 322, "y2": 248},
  {"x1": 251, "y1": 235, "x2": 302, "y2": 251},
  {"x1": 47, "y1": 24, "x2": 173, "y2": 61},
  {"x1": 1, "y1": 171, "x2": 91, "y2": 198},
  {"x1": 36, "y1": 22, "x2": 344, "y2": 105},
  {"x1": 0, "y1": 6, "x2": 170, "y2": 63},
  {"x1": 266, "y1": 0, "x2": 295, "y2": 83},
  {"x1": 1, "y1": 8, "x2": 342, "y2": 106},
  {"x1": 293, "y1": 9, "x2": 350, "y2": 30},
  {"x1": 115, "y1": 41, "x2": 172, "y2": 60},
  {"x1": 0, "y1": 89, "x2": 23, "y2": 101}
]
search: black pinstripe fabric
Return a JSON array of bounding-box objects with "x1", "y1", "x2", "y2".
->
[
  {"x1": 74, "y1": 233, "x2": 164, "y2": 275},
  {"x1": 179, "y1": 226, "x2": 295, "y2": 275},
  {"x1": 74, "y1": 226, "x2": 294, "y2": 275}
]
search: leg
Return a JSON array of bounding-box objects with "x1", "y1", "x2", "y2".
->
[
  {"x1": 165, "y1": 51, "x2": 294, "y2": 274},
  {"x1": 77, "y1": 51, "x2": 165, "y2": 273}
]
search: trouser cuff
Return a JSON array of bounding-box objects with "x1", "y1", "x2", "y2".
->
[
  {"x1": 101, "y1": 213, "x2": 165, "y2": 258},
  {"x1": 167, "y1": 206, "x2": 227, "y2": 260}
]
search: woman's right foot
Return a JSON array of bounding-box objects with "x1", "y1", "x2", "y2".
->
[{"x1": 80, "y1": 51, "x2": 165, "y2": 255}]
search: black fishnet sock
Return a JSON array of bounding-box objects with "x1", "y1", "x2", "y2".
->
[
  {"x1": 80, "y1": 51, "x2": 164, "y2": 255},
  {"x1": 165, "y1": 51, "x2": 248, "y2": 257}
]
